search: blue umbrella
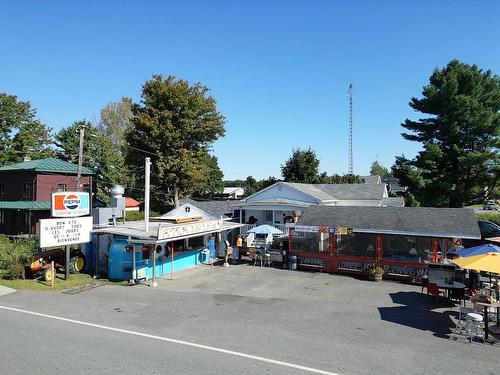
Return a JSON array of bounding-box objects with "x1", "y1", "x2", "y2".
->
[
  {"x1": 247, "y1": 224, "x2": 283, "y2": 235},
  {"x1": 454, "y1": 243, "x2": 500, "y2": 257}
]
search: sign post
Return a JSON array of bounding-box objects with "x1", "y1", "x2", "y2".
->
[{"x1": 65, "y1": 245, "x2": 70, "y2": 280}]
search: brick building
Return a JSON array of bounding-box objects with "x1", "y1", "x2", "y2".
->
[{"x1": 0, "y1": 158, "x2": 95, "y2": 235}]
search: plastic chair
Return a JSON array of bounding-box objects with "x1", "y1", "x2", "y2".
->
[{"x1": 427, "y1": 282, "x2": 445, "y2": 303}]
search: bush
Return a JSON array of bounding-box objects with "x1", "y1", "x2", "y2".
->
[
  {"x1": 0, "y1": 237, "x2": 38, "y2": 280},
  {"x1": 476, "y1": 212, "x2": 500, "y2": 226},
  {"x1": 124, "y1": 211, "x2": 160, "y2": 222}
]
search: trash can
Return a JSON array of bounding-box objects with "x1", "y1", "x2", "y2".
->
[
  {"x1": 288, "y1": 255, "x2": 297, "y2": 271},
  {"x1": 282, "y1": 250, "x2": 288, "y2": 269}
]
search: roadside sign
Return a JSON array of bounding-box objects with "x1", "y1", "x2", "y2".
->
[
  {"x1": 40, "y1": 216, "x2": 92, "y2": 248},
  {"x1": 51, "y1": 192, "x2": 90, "y2": 218}
]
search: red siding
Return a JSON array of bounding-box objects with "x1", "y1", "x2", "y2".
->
[
  {"x1": 36, "y1": 174, "x2": 92, "y2": 200},
  {"x1": 0, "y1": 172, "x2": 36, "y2": 200}
]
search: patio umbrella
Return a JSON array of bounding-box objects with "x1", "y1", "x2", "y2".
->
[
  {"x1": 247, "y1": 224, "x2": 283, "y2": 235},
  {"x1": 452, "y1": 252, "x2": 500, "y2": 274},
  {"x1": 454, "y1": 243, "x2": 500, "y2": 258}
]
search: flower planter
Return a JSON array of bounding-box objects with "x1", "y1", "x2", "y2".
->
[{"x1": 369, "y1": 274, "x2": 383, "y2": 282}]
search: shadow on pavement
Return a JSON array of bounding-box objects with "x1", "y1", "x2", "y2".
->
[{"x1": 378, "y1": 291, "x2": 456, "y2": 339}]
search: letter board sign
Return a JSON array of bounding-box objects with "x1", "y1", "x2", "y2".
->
[
  {"x1": 39, "y1": 216, "x2": 92, "y2": 248},
  {"x1": 51, "y1": 192, "x2": 90, "y2": 217}
]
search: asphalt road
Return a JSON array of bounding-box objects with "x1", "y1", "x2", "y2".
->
[{"x1": 1, "y1": 266, "x2": 499, "y2": 375}]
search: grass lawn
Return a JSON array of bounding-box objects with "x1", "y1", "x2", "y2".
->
[{"x1": 0, "y1": 272, "x2": 103, "y2": 291}]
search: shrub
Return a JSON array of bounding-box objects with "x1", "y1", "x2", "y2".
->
[
  {"x1": 124, "y1": 211, "x2": 160, "y2": 222},
  {"x1": 0, "y1": 237, "x2": 38, "y2": 280},
  {"x1": 476, "y1": 212, "x2": 500, "y2": 226}
]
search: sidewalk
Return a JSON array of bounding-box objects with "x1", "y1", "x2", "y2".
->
[{"x1": 0, "y1": 285, "x2": 16, "y2": 297}]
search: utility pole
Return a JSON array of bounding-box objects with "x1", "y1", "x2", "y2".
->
[
  {"x1": 76, "y1": 124, "x2": 85, "y2": 190},
  {"x1": 348, "y1": 83, "x2": 353, "y2": 175},
  {"x1": 144, "y1": 157, "x2": 151, "y2": 233}
]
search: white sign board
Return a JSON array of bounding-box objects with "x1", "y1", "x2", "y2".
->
[
  {"x1": 157, "y1": 219, "x2": 223, "y2": 241},
  {"x1": 40, "y1": 216, "x2": 92, "y2": 248}
]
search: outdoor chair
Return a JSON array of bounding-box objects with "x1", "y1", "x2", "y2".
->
[
  {"x1": 248, "y1": 248, "x2": 258, "y2": 266},
  {"x1": 421, "y1": 275, "x2": 429, "y2": 294},
  {"x1": 450, "y1": 287, "x2": 466, "y2": 307},
  {"x1": 427, "y1": 282, "x2": 445, "y2": 303}
]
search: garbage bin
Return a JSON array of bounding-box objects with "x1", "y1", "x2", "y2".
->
[{"x1": 288, "y1": 255, "x2": 297, "y2": 271}]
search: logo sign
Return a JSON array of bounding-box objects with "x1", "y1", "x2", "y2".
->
[
  {"x1": 51, "y1": 192, "x2": 90, "y2": 217},
  {"x1": 39, "y1": 216, "x2": 92, "y2": 248}
]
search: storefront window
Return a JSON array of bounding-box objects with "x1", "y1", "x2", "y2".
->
[
  {"x1": 335, "y1": 233, "x2": 375, "y2": 257},
  {"x1": 291, "y1": 232, "x2": 326, "y2": 252},
  {"x1": 383, "y1": 235, "x2": 431, "y2": 262}
]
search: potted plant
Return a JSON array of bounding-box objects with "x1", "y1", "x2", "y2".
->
[{"x1": 368, "y1": 265, "x2": 384, "y2": 282}]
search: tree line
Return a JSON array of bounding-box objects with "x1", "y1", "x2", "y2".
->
[{"x1": 1, "y1": 59, "x2": 498, "y2": 210}]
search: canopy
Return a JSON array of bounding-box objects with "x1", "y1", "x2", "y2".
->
[
  {"x1": 247, "y1": 224, "x2": 283, "y2": 235},
  {"x1": 454, "y1": 243, "x2": 500, "y2": 257},
  {"x1": 452, "y1": 252, "x2": 500, "y2": 274}
]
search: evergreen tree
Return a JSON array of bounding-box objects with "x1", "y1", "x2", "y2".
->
[{"x1": 392, "y1": 60, "x2": 500, "y2": 207}]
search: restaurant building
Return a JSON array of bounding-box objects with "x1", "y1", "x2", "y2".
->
[
  {"x1": 91, "y1": 203, "x2": 242, "y2": 281},
  {"x1": 286, "y1": 206, "x2": 481, "y2": 280}
]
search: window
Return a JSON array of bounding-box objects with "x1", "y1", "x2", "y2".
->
[
  {"x1": 0, "y1": 184, "x2": 5, "y2": 196},
  {"x1": 0, "y1": 210, "x2": 4, "y2": 224},
  {"x1": 57, "y1": 184, "x2": 67, "y2": 192},
  {"x1": 23, "y1": 183, "x2": 32, "y2": 199},
  {"x1": 24, "y1": 211, "x2": 31, "y2": 226}
]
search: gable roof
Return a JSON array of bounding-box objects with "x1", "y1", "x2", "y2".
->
[
  {"x1": 181, "y1": 198, "x2": 235, "y2": 218},
  {"x1": 297, "y1": 206, "x2": 481, "y2": 239},
  {"x1": 362, "y1": 175, "x2": 382, "y2": 184},
  {"x1": 125, "y1": 197, "x2": 141, "y2": 208},
  {"x1": 0, "y1": 158, "x2": 95, "y2": 175},
  {"x1": 160, "y1": 203, "x2": 216, "y2": 221}
]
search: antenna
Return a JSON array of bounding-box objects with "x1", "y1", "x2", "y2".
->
[{"x1": 348, "y1": 83, "x2": 353, "y2": 175}]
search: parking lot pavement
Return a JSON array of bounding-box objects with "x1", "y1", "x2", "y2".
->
[{"x1": 1, "y1": 264, "x2": 499, "y2": 375}]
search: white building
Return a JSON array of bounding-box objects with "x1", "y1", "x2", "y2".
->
[{"x1": 232, "y1": 181, "x2": 404, "y2": 228}]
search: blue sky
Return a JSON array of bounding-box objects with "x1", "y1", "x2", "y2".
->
[{"x1": 1, "y1": 1, "x2": 499, "y2": 180}]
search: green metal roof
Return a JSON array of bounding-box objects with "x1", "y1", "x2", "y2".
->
[
  {"x1": 0, "y1": 158, "x2": 95, "y2": 175},
  {"x1": 0, "y1": 201, "x2": 51, "y2": 211}
]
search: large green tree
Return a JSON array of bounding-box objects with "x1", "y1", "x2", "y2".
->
[
  {"x1": 125, "y1": 75, "x2": 226, "y2": 209},
  {"x1": 191, "y1": 153, "x2": 224, "y2": 199},
  {"x1": 392, "y1": 60, "x2": 500, "y2": 207},
  {"x1": 0, "y1": 93, "x2": 54, "y2": 165},
  {"x1": 281, "y1": 148, "x2": 320, "y2": 183},
  {"x1": 56, "y1": 120, "x2": 127, "y2": 201}
]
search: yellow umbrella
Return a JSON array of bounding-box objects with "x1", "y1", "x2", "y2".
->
[{"x1": 452, "y1": 252, "x2": 500, "y2": 274}]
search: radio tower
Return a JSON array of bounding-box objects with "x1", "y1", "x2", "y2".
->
[{"x1": 348, "y1": 83, "x2": 353, "y2": 175}]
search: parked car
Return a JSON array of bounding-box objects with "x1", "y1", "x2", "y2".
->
[
  {"x1": 462, "y1": 220, "x2": 500, "y2": 248},
  {"x1": 483, "y1": 200, "x2": 498, "y2": 211},
  {"x1": 478, "y1": 220, "x2": 500, "y2": 238}
]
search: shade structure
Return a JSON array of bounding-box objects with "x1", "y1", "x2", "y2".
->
[
  {"x1": 247, "y1": 224, "x2": 284, "y2": 235},
  {"x1": 454, "y1": 243, "x2": 500, "y2": 257},
  {"x1": 452, "y1": 252, "x2": 500, "y2": 274}
]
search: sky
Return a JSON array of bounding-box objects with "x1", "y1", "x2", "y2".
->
[{"x1": 1, "y1": 0, "x2": 499, "y2": 180}]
